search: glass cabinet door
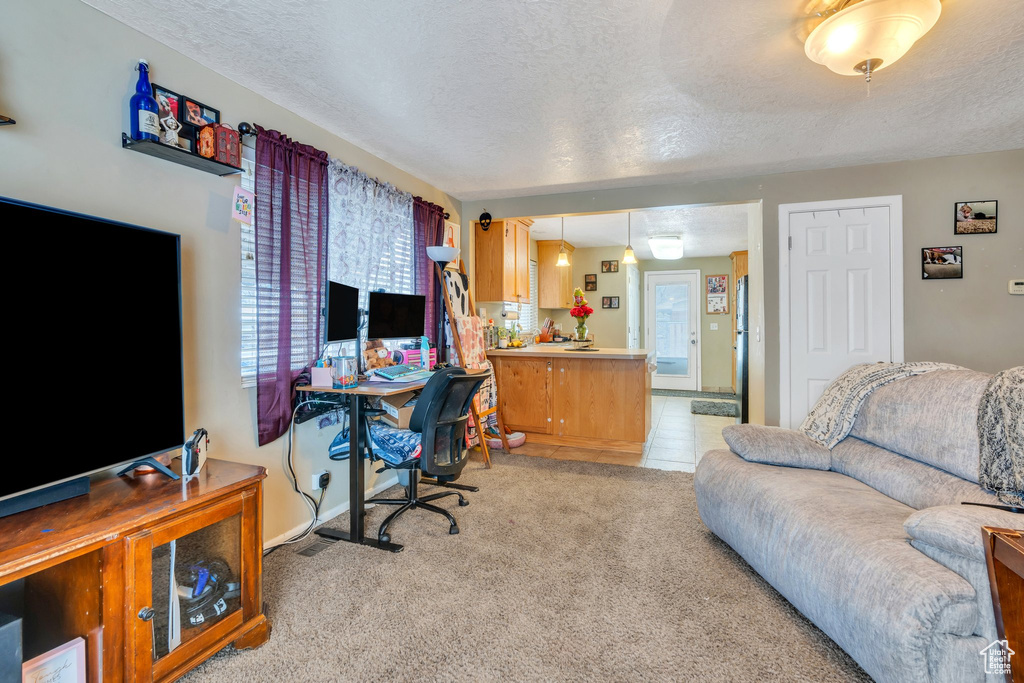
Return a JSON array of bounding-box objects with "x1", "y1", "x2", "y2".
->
[{"x1": 150, "y1": 512, "x2": 242, "y2": 660}]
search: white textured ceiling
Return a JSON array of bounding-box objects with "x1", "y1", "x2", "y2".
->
[
  {"x1": 83, "y1": 0, "x2": 1024, "y2": 200},
  {"x1": 530, "y1": 203, "x2": 752, "y2": 259}
]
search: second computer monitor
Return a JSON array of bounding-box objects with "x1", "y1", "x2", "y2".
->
[
  {"x1": 325, "y1": 280, "x2": 360, "y2": 343},
  {"x1": 367, "y1": 292, "x2": 426, "y2": 340}
]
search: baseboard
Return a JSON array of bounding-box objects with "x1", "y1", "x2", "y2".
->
[{"x1": 263, "y1": 472, "x2": 399, "y2": 550}]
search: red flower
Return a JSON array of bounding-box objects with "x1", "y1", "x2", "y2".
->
[{"x1": 582, "y1": 305, "x2": 594, "y2": 315}]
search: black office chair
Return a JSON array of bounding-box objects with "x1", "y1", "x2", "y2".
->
[{"x1": 367, "y1": 366, "x2": 487, "y2": 543}]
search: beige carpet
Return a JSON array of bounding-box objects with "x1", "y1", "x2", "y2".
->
[{"x1": 184, "y1": 453, "x2": 870, "y2": 681}]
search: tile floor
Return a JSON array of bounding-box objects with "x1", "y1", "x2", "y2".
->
[{"x1": 509, "y1": 395, "x2": 735, "y2": 472}]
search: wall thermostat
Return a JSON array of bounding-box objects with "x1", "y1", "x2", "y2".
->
[{"x1": 1010, "y1": 279, "x2": 1024, "y2": 295}]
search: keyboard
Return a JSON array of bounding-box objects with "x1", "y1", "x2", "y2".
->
[{"x1": 375, "y1": 364, "x2": 418, "y2": 380}]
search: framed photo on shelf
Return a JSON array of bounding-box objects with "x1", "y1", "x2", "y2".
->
[
  {"x1": 601, "y1": 260, "x2": 619, "y2": 273},
  {"x1": 183, "y1": 97, "x2": 220, "y2": 127},
  {"x1": 584, "y1": 273, "x2": 597, "y2": 291},
  {"x1": 954, "y1": 200, "x2": 997, "y2": 235},
  {"x1": 151, "y1": 84, "x2": 190, "y2": 150},
  {"x1": 22, "y1": 637, "x2": 86, "y2": 683},
  {"x1": 922, "y1": 246, "x2": 963, "y2": 279}
]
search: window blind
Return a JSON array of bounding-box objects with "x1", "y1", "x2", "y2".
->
[
  {"x1": 503, "y1": 259, "x2": 539, "y2": 334},
  {"x1": 240, "y1": 150, "x2": 257, "y2": 387}
]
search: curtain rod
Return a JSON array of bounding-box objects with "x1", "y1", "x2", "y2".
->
[{"x1": 239, "y1": 121, "x2": 450, "y2": 220}]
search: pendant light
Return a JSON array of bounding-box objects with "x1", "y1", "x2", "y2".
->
[
  {"x1": 622, "y1": 213, "x2": 637, "y2": 265},
  {"x1": 556, "y1": 217, "x2": 570, "y2": 267}
]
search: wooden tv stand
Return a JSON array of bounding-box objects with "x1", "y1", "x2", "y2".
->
[{"x1": 0, "y1": 457, "x2": 270, "y2": 681}]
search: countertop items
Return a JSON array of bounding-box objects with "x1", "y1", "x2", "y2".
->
[{"x1": 486, "y1": 346, "x2": 652, "y2": 361}]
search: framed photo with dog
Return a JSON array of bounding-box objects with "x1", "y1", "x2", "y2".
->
[{"x1": 922, "y1": 246, "x2": 963, "y2": 279}]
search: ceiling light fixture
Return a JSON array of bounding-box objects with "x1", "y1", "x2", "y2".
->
[
  {"x1": 622, "y1": 213, "x2": 637, "y2": 265},
  {"x1": 556, "y1": 217, "x2": 570, "y2": 267},
  {"x1": 649, "y1": 235, "x2": 684, "y2": 260},
  {"x1": 804, "y1": 0, "x2": 941, "y2": 82}
]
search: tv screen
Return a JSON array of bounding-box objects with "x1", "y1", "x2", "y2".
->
[
  {"x1": 0, "y1": 197, "x2": 184, "y2": 502},
  {"x1": 367, "y1": 292, "x2": 425, "y2": 340},
  {"x1": 325, "y1": 281, "x2": 359, "y2": 343}
]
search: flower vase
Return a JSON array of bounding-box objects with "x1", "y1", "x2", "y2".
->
[{"x1": 575, "y1": 322, "x2": 588, "y2": 341}]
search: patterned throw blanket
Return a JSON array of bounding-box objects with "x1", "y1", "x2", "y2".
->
[
  {"x1": 800, "y1": 362, "x2": 963, "y2": 449},
  {"x1": 977, "y1": 366, "x2": 1024, "y2": 506}
]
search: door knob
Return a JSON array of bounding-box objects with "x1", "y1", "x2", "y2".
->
[
  {"x1": 690, "y1": 339, "x2": 697, "y2": 344},
  {"x1": 138, "y1": 607, "x2": 155, "y2": 621}
]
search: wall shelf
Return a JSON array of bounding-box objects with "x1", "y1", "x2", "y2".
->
[{"x1": 121, "y1": 133, "x2": 241, "y2": 176}]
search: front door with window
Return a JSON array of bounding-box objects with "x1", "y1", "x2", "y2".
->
[{"x1": 645, "y1": 271, "x2": 700, "y2": 391}]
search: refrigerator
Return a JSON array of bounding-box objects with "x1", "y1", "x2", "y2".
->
[{"x1": 735, "y1": 275, "x2": 749, "y2": 423}]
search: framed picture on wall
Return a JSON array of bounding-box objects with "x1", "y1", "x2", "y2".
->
[
  {"x1": 601, "y1": 260, "x2": 619, "y2": 273},
  {"x1": 442, "y1": 220, "x2": 461, "y2": 269},
  {"x1": 706, "y1": 274, "x2": 729, "y2": 314},
  {"x1": 922, "y1": 246, "x2": 963, "y2": 279},
  {"x1": 602, "y1": 296, "x2": 612, "y2": 308},
  {"x1": 954, "y1": 200, "x2": 997, "y2": 234},
  {"x1": 585, "y1": 273, "x2": 597, "y2": 291},
  {"x1": 610, "y1": 296, "x2": 620, "y2": 309}
]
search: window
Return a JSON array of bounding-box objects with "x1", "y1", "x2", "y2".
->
[
  {"x1": 503, "y1": 259, "x2": 539, "y2": 333},
  {"x1": 240, "y1": 149, "x2": 257, "y2": 388}
]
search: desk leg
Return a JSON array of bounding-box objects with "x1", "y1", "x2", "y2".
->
[{"x1": 315, "y1": 394, "x2": 403, "y2": 553}]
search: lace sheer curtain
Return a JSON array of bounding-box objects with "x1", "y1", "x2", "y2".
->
[{"x1": 326, "y1": 160, "x2": 415, "y2": 347}]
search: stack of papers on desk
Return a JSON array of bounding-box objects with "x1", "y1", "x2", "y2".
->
[{"x1": 368, "y1": 368, "x2": 433, "y2": 383}]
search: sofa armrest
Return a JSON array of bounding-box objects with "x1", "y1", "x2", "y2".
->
[
  {"x1": 721, "y1": 424, "x2": 831, "y2": 470},
  {"x1": 904, "y1": 505, "x2": 1023, "y2": 561}
]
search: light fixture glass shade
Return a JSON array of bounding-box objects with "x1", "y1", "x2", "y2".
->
[
  {"x1": 804, "y1": 0, "x2": 941, "y2": 77},
  {"x1": 556, "y1": 248, "x2": 570, "y2": 267},
  {"x1": 649, "y1": 236, "x2": 685, "y2": 260},
  {"x1": 426, "y1": 245, "x2": 460, "y2": 264},
  {"x1": 622, "y1": 245, "x2": 637, "y2": 264}
]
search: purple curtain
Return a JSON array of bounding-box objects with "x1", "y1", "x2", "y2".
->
[
  {"x1": 254, "y1": 126, "x2": 328, "y2": 445},
  {"x1": 413, "y1": 197, "x2": 446, "y2": 344}
]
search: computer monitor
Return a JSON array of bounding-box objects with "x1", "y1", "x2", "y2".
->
[
  {"x1": 325, "y1": 281, "x2": 359, "y2": 343},
  {"x1": 367, "y1": 292, "x2": 426, "y2": 340}
]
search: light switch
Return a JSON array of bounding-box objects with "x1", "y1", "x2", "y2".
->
[{"x1": 710, "y1": 322, "x2": 719, "y2": 331}]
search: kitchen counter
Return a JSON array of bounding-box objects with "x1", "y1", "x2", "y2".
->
[
  {"x1": 489, "y1": 348, "x2": 653, "y2": 453},
  {"x1": 486, "y1": 346, "x2": 652, "y2": 361}
]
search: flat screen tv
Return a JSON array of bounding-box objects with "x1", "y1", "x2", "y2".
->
[{"x1": 0, "y1": 197, "x2": 185, "y2": 517}]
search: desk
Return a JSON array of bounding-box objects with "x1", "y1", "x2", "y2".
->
[{"x1": 297, "y1": 378, "x2": 429, "y2": 553}]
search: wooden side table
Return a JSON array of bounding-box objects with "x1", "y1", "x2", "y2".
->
[{"x1": 983, "y1": 526, "x2": 1024, "y2": 682}]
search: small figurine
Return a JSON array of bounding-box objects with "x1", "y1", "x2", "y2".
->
[{"x1": 198, "y1": 125, "x2": 216, "y2": 158}]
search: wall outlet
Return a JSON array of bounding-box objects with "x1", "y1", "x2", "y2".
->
[
  {"x1": 709, "y1": 322, "x2": 719, "y2": 331},
  {"x1": 311, "y1": 470, "x2": 330, "y2": 490}
]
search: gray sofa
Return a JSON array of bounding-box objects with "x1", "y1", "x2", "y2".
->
[{"x1": 694, "y1": 369, "x2": 1021, "y2": 683}]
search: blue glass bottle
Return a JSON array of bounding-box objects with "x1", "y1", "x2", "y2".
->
[{"x1": 130, "y1": 59, "x2": 160, "y2": 142}]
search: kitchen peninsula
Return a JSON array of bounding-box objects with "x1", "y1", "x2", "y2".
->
[{"x1": 487, "y1": 346, "x2": 654, "y2": 453}]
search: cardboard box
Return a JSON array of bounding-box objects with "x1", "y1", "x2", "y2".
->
[{"x1": 379, "y1": 390, "x2": 418, "y2": 430}]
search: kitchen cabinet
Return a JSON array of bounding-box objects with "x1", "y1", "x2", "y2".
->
[
  {"x1": 488, "y1": 347, "x2": 653, "y2": 452},
  {"x1": 536, "y1": 240, "x2": 576, "y2": 309},
  {"x1": 474, "y1": 218, "x2": 531, "y2": 303}
]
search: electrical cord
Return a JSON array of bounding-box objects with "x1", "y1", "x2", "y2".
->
[{"x1": 264, "y1": 398, "x2": 341, "y2": 556}]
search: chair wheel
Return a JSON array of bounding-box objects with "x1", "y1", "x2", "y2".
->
[
  {"x1": 449, "y1": 526, "x2": 460, "y2": 535},
  {"x1": 459, "y1": 499, "x2": 469, "y2": 506},
  {"x1": 379, "y1": 534, "x2": 390, "y2": 543}
]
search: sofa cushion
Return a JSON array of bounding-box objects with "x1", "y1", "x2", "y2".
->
[
  {"x1": 904, "y1": 505, "x2": 1023, "y2": 643},
  {"x1": 695, "y1": 450, "x2": 980, "y2": 683},
  {"x1": 830, "y1": 437, "x2": 1002, "y2": 510},
  {"x1": 722, "y1": 424, "x2": 830, "y2": 470},
  {"x1": 848, "y1": 369, "x2": 991, "y2": 482}
]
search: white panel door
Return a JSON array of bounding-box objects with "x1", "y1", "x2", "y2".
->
[
  {"x1": 645, "y1": 271, "x2": 700, "y2": 391},
  {"x1": 787, "y1": 206, "x2": 893, "y2": 426},
  {"x1": 626, "y1": 264, "x2": 640, "y2": 349}
]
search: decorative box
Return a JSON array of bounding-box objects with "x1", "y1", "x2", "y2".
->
[
  {"x1": 213, "y1": 123, "x2": 241, "y2": 168},
  {"x1": 197, "y1": 125, "x2": 216, "y2": 159}
]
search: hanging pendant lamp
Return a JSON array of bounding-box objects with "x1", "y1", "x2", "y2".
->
[
  {"x1": 556, "y1": 217, "x2": 570, "y2": 267},
  {"x1": 622, "y1": 213, "x2": 637, "y2": 265}
]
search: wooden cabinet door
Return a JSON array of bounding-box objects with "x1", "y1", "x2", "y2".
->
[
  {"x1": 515, "y1": 223, "x2": 530, "y2": 303},
  {"x1": 502, "y1": 221, "x2": 517, "y2": 301},
  {"x1": 555, "y1": 358, "x2": 647, "y2": 442},
  {"x1": 127, "y1": 495, "x2": 251, "y2": 682},
  {"x1": 493, "y1": 356, "x2": 553, "y2": 434},
  {"x1": 474, "y1": 220, "x2": 504, "y2": 302}
]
